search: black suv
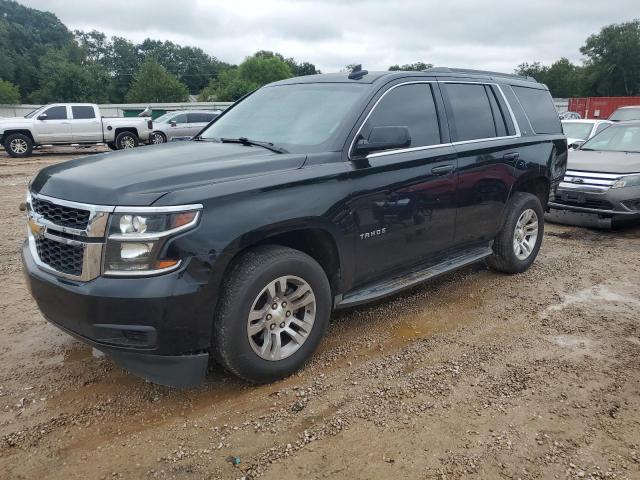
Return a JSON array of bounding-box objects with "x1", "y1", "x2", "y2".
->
[{"x1": 23, "y1": 68, "x2": 567, "y2": 387}]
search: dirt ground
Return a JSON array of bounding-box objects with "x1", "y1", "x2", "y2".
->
[{"x1": 0, "y1": 147, "x2": 639, "y2": 480}]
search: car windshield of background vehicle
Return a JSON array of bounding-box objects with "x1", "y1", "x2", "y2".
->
[
  {"x1": 609, "y1": 108, "x2": 640, "y2": 121},
  {"x1": 153, "y1": 112, "x2": 175, "y2": 123},
  {"x1": 562, "y1": 122, "x2": 594, "y2": 140},
  {"x1": 581, "y1": 125, "x2": 640, "y2": 152},
  {"x1": 199, "y1": 83, "x2": 369, "y2": 152}
]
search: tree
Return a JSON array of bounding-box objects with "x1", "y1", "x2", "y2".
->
[
  {"x1": 0, "y1": 79, "x2": 20, "y2": 103},
  {"x1": 515, "y1": 59, "x2": 584, "y2": 98},
  {"x1": 28, "y1": 46, "x2": 111, "y2": 103},
  {"x1": 388, "y1": 62, "x2": 433, "y2": 71},
  {"x1": 580, "y1": 20, "x2": 640, "y2": 96},
  {"x1": 199, "y1": 53, "x2": 294, "y2": 102},
  {"x1": 125, "y1": 60, "x2": 189, "y2": 102}
]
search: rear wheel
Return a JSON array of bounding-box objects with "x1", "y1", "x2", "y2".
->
[
  {"x1": 4, "y1": 133, "x2": 33, "y2": 158},
  {"x1": 212, "y1": 245, "x2": 331, "y2": 383},
  {"x1": 150, "y1": 132, "x2": 166, "y2": 144},
  {"x1": 115, "y1": 131, "x2": 139, "y2": 150},
  {"x1": 488, "y1": 192, "x2": 544, "y2": 274}
]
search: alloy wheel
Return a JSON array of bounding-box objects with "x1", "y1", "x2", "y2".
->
[
  {"x1": 121, "y1": 136, "x2": 136, "y2": 149},
  {"x1": 513, "y1": 208, "x2": 539, "y2": 260},
  {"x1": 247, "y1": 275, "x2": 316, "y2": 361},
  {"x1": 10, "y1": 138, "x2": 28, "y2": 154}
]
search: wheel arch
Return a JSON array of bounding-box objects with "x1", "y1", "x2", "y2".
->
[
  {"x1": 2, "y1": 129, "x2": 35, "y2": 143},
  {"x1": 512, "y1": 175, "x2": 551, "y2": 210},
  {"x1": 114, "y1": 127, "x2": 139, "y2": 138}
]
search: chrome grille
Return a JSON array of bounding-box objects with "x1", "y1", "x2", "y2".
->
[
  {"x1": 32, "y1": 197, "x2": 90, "y2": 230},
  {"x1": 559, "y1": 170, "x2": 622, "y2": 192},
  {"x1": 35, "y1": 237, "x2": 84, "y2": 276}
]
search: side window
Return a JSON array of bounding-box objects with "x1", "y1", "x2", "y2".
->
[
  {"x1": 43, "y1": 106, "x2": 67, "y2": 120},
  {"x1": 188, "y1": 113, "x2": 216, "y2": 123},
  {"x1": 486, "y1": 86, "x2": 507, "y2": 137},
  {"x1": 512, "y1": 86, "x2": 562, "y2": 134},
  {"x1": 172, "y1": 113, "x2": 188, "y2": 124},
  {"x1": 71, "y1": 106, "x2": 95, "y2": 119},
  {"x1": 360, "y1": 83, "x2": 441, "y2": 149},
  {"x1": 444, "y1": 83, "x2": 497, "y2": 141}
]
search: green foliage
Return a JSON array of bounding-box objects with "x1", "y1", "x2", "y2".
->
[
  {"x1": 199, "y1": 52, "x2": 298, "y2": 102},
  {"x1": 125, "y1": 60, "x2": 189, "y2": 103},
  {"x1": 517, "y1": 19, "x2": 640, "y2": 97},
  {"x1": 388, "y1": 62, "x2": 433, "y2": 71},
  {"x1": 580, "y1": 20, "x2": 640, "y2": 96},
  {"x1": 0, "y1": 79, "x2": 20, "y2": 103},
  {"x1": 28, "y1": 46, "x2": 111, "y2": 103}
]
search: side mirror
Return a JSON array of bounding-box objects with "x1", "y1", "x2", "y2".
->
[
  {"x1": 569, "y1": 140, "x2": 585, "y2": 150},
  {"x1": 37, "y1": 113, "x2": 48, "y2": 121},
  {"x1": 169, "y1": 120, "x2": 177, "y2": 127},
  {"x1": 353, "y1": 126, "x2": 411, "y2": 157}
]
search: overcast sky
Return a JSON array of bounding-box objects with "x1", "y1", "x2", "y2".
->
[{"x1": 20, "y1": 0, "x2": 638, "y2": 73}]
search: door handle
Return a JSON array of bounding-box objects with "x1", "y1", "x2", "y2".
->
[
  {"x1": 431, "y1": 164, "x2": 455, "y2": 175},
  {"x1": 503, "y1": 152, "x2": 519, "y2": 161}
]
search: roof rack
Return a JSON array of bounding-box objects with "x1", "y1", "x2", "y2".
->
[{"x1": 424, "y1": 67, "x2": 536, "y2": 83}]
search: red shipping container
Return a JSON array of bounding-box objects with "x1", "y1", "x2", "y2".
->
[{"x1": 568, "y1": 97, "x2": 640, "y2": 119}]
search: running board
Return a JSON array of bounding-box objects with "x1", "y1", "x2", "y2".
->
[{"x1": 336, "y1": 246, "x2": 493, "y2": 309}]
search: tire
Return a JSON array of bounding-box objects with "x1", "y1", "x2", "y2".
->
[
  {"x1": 487, "y1": 192, "x2": 544, "y2": 274},
  {"x1": 150, "y1": 131, "x2": 166, "y2": 144},
  {"x1": 114, "y1": 131, "x2": 139, "y2": 150},
  {"x1": 212, "y1": 245, "x2": 331, "y2": 383},
  {"x1": 106, "y1": 142, "x2": 117, "y2": 151},
  {"x1": 4, "y1": 133, "x2": 33, "y2": 158}
]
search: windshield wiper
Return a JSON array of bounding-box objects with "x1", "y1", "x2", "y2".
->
[{"x1": 220, "y1": 137, "x2": 288, "y2": 154}]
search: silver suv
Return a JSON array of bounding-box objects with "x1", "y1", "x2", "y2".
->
[{"x1": 150, "y1": 110, "x2": 221, "y2": 144}]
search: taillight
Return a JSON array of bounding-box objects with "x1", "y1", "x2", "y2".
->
[{"x1": 147, "y1": 120, "x2": 153, "y2": 129}]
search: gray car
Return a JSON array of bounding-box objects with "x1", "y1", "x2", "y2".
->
[
  {"x1": 150, "y1": 110, "x2": 221, "y2": 144},
  {"x1": 548, "y1": 121, "x2": 640, "y2": 228}
]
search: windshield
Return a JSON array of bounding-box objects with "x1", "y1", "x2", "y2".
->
[
  {"x1": 199, "y1": 83, "x2": 369, "y2": 152},
  {"x1": 609, "y1": 108, "x2": 640, "y2": 122},
  {"x1": 581, "y1": 124, "x2": 640, "y2": 153},
  {"x1": 153, "y1": 112, "x2": 176, "y2": 123},
  {"x1": 24, "y1": 106, "x2": 45, "y2": 119},
  {"x1": 562, "y1": 122, "x2": 593, "y2": 140}
]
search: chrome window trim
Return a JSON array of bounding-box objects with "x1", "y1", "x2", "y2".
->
[{"x1": 348, "y1": 80, "x2": 522, "y2": 161}]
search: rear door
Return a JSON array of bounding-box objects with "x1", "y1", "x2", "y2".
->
[
  {"x1": 32, "y1": 105, "x2": 72, "y2": 143},
  {"x1": 70, "y1": 105, "x2": 102, "y2": 142},
  {"x1": 441, "y1": 82, "x2": 519, "y2": 247},
  {"x1": 348, "y1": 81, "x2": 458, "y2": 284}
]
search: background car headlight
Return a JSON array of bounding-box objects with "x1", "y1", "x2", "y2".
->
[
  {"x1": 612, "y1": 175, "x2": 640, "y2": 189},
  {"x1": 103, "y1": 206, "x2": 201, "y2": 275}
]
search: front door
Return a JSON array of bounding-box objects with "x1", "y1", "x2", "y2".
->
[
  {"x1": 166, "y1": 113, "x2": 190, "y2": 140},
  {"x1": 33, "y1": 105, "x2": 72, "y2": 143},
  {"x1": 348, "y1": 82, "x2": 458, "y2": 285}
]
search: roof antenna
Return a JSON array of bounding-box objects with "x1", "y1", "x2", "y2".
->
[{"x1": 348, "y1": 64, "x2": 368, "y2": 80}]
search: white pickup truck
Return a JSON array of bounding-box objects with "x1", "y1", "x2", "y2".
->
[{"x1": 0, "y1": 103, "x2": 152, "y2": 157}]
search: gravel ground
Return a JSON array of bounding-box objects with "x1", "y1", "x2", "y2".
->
[{"x1": 0, "y1": 148, "x2": 639, "y2": 480}]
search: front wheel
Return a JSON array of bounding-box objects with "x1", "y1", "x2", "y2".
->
[
  {"x1": 487, "y1": 192, "x2": 544, "y2": 274},
  {"x1": 150, "y1": 131, "x2": 166, "y2": 144},
  {"x1": 4, "y1": 133, "x2": 33, "y2": 158},
  {"x1": 212, "y1": 245, "x2": 331, "y2": 383},
  {"x1": 115, "y1": 131, "x2": 139, "y2": 150}
]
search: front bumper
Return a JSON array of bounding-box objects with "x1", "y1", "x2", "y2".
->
[{"x1": 22, "y1": 241, "x2": 213, "y2": 388}]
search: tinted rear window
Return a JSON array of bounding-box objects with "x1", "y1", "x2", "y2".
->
[
  {"x1": 512, "y1": 86, "x2": 562, "y2": 134},
  {"x1": 445, "y1": 83, "x2": 497, "y2": 141},
  {"x1": 72, "y1": 106, "x2": 95, "y2": 119},
  {"x1": 188, "y1": 112, "x2": 217, "y2": 123}
]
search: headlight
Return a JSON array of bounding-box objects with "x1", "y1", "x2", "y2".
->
[
  {"x1": 103, "y1": 205, "x2": 202, "y2": 276},
  {"x1": 612, "y1": 175, "x2": 640, "y2": 189}
]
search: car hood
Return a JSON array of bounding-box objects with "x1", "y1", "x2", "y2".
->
[
  {"x1": 568, "y1": 149, "x2": 640, "y2": 174},
  {"x1": 31, "y1": 141, "x2": 307, "y2": 206},
  {"x1": 0, "y1": 117, "x2": 30, "y2": 129}
]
